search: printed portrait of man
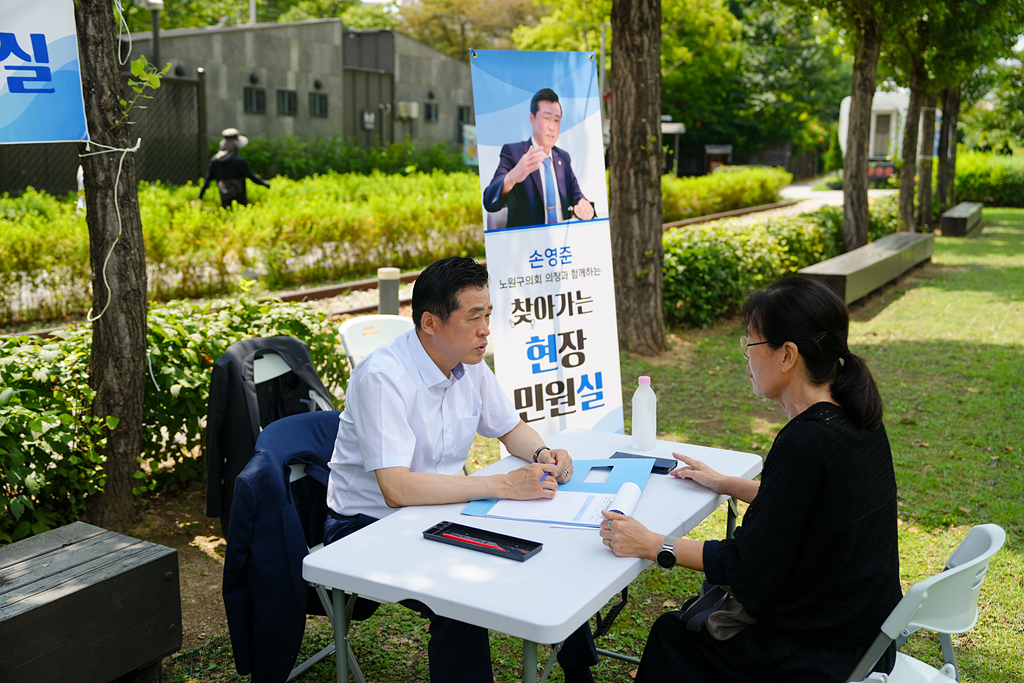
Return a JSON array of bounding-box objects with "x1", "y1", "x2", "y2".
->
[{"x1": 482, "y1": 88, "x2": 596, "y2": 229}]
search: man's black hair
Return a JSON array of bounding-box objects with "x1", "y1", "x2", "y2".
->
[
  {"x1": 412, "y1": 256, "x2": 490, "y2": 329},
  {"x1": 530, "y1": 88, "x2": 560, "y2": 116}
]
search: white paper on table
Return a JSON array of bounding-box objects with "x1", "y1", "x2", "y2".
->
[{"x1": 482, "y1": 482, "x2": 642, "y2": 527}]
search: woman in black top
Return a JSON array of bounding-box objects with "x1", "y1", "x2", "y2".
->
[
  {"x1": 198, "y1": 128, "x2": 270, "y2": 207},
  {"x1": 600, "y1": 276, "x2": 901, "y2": 682}
]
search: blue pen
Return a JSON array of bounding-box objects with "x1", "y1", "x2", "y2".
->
[{"x1": 540, "y1": 471, "x2": 551, "y2": 482}]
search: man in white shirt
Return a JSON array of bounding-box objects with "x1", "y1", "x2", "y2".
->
[
  {"x1": 325, "y1": 256, "x2": 599, "y2": 683},
  {"x1": 482, "y1": 88, "x2": 596, "y2": 228}
]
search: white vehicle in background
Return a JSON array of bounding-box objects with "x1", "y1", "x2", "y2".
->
[{"x1": 837, "y1": 91, "x2": 941, "y2": 181}]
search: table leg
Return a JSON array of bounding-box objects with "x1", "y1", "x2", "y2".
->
[
  {"x1": 523, "y1": 640, "x2": 538, "y2": 683},
  {"x1": 332, "y1": 589, "x2": 348, "y2": 683},
  {"x1": 727, "y1": 496, "x2": 739, "y2": 539}
]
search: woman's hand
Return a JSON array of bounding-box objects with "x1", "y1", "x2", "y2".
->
[
  {"x1": 598, "y1": 509, "x2": 661, "y2": 559},
  {"x1": 670, "y1": 453, "x2": 726, "y2": 493}
]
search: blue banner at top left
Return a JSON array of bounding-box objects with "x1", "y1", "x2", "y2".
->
[{"x1": 0, "y1": 0, "x2": 89, "y2": 144}]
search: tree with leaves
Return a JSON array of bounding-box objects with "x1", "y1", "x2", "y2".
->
[
  {"x1": 610, "y1": 0, "x2": 664, "y2": 354},
  {"x1": 75, "y1": 0, "x2": 151, "y2": 532},
  {"x1": 400, "y1": 0, "x2": 544, "y2": 62}
]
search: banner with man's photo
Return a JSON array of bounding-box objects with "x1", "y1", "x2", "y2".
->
[
  {"x1": 470, "y1": 50, "x2": 623, "y2": 441},
  {"x1": 0, "y1": 0, "x2": 89, "y2": 144}
]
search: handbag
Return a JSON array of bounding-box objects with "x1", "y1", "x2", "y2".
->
[{"x1": 679, "y1": 580, "x2": 757, "y2": 641}]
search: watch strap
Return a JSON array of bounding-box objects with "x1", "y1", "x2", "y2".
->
[{"x1": 533, "y1": 446, "x2": 550, "y2": 462}]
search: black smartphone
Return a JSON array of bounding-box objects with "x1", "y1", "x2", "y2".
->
[{"x1": 610, "y1": 451, "x2": 678, "y2": 474}]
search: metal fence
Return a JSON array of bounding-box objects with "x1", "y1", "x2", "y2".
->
[{"x1": 0, "y1": 73, "x2": 205, "y2": 197}]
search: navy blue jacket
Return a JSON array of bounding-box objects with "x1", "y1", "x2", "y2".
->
[
  {"x1": 222, "y1": 411, "x2": 339, "y2": 683},
  {"x1": 483, "y1": 140, "x2": 591, "y2": 228}
]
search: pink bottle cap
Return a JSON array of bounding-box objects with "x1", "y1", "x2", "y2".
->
[{"x1": 638, "y1": 376, "x2": 651, "y2": 385}]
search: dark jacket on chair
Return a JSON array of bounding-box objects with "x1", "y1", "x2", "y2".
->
[
  {"x1": 204, "y1": 336, "x2": 332, "y2": 528},
  {"x1": 222, "y1": 410, "x2": 339, "y2": 683}
]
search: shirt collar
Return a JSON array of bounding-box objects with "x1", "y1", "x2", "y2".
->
[
  {"x1": 408, "y1": 328, "x2": 464, "y2": 387},
  {"x1": 530, "y1": 137, "x2": 553, "y2": 160}
]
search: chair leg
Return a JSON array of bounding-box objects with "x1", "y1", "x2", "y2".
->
[
  {"x1": 939, "y1": 633, "x2": 959, "y2": 682},
  {"x1": 538, "y1": 642, "x2": 563, "y2": 683}
]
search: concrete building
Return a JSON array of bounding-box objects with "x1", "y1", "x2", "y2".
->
[{"x1": 126, "y1": 20, "x2": 474, "y2": 148}]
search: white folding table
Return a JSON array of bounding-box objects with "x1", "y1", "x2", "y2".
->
[{"x1": 302, "y1": 428, "x2": 762, "y2": 683}]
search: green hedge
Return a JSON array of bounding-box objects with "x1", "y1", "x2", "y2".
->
[
  {"x1": 662, "y1": 194, "x2": 899, "y2": 328},
  {"x1": 0, "y1": 296, "x2": 348, "y2": 543},
  {"x1": 662, "y1": 166, "x2": 793, "y2": 223},
  {"x1": 954, "y1": 151, "x2": 1024, "y2": 208},
  {"x1": 230, "y1": 135, "x2": 468, "y2": 179}
]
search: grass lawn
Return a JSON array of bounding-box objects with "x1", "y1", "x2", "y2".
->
[{"x1": 169, "y1": 210, "x2": 1024, "y2": 683}]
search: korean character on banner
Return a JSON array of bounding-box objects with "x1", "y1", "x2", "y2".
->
[
  {"x1": 586, "y1": 267, "x2": 594, "y2": 276},
  {"x1": 514, "y1": 384, "x2": 545, "y2": 423},
  {"x1": 1, "y1": 33, "x2": 55, "y2": 94},
  {"x1": 558, "y1": 329, "x2": 586, "y2": 368},
  {"x1": 499, "y1": 280, "x2": 509, "y2": 289},
  {"x1": 577, "y1": 372, "x2": 605, "y2": 410},
  {"x1": 506, "y1": 277, "x2": 516, "y2": 289},
  {"x1": 559, "y1": 246, "x2": 572, "y2": 265},
  {"x1": 573, "y1": 290, "x2": 594, "y2": 315},
  {"x1": 531, "y1": 295, "x2": 550, "y2": 322},
  {"x1": 528, "y1": 250, "x2": 545, "y2": 269},
  {"x1": 545, "y1": 247, "x2": 558, "y2": 267},
  {"x1": 545, "y1": 378, "x2": 576, "y2": 417},
  {"x1": 561, "y1": 270, "x2": 569, "y2": 281},
  {"x1": 526, "y1": 334, "x2": 558, "y2": 374},
  {"x1": 516, "y1": 276, "x2": 525, "y2": 287},
  {"x1": 509, "y1": 298, "x2": 534, "y2": 328},
  {"x1": 594, "y1": 267, "x2": 602, "y2": 277},
  {"x1": 533, "y1": 274, "x2": 543, "y2": 285}
]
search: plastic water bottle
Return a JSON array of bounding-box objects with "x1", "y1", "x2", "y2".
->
[{"x1": 631, "y1": 376, "x2": 657, "y2": 450}]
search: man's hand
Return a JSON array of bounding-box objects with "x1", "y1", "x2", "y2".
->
[
  {"x1": 535, "y1": 448, "x2": 573, "y2": 485},
  {"x1": 572, "y1": 199, "x2": 595, "y2": 220},
  {"x1": 502, "y1": 147, "x2": 547, "y2": 195},
  {"x1": 501, "y1": 462, "x2": 560, "y2": 500}
]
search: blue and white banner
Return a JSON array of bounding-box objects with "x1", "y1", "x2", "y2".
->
[
  {"x1": 484, "y1": 218, "x2": 623, "y2": 439},
  {"x1": 1, "y1": 0, "x2": 89, "y2": 144},
  {"x1": 472, "y1": 50, "x2": 622, "y2": 442}
]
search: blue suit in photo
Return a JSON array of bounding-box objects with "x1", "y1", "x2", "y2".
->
[{"x1": 483, "y1": 140, "x2": 592, "y2": 229}]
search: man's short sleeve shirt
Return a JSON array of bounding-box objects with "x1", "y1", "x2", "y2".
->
[{"x1": 326, "y1": 328, "x2": 520, "y2": 519}]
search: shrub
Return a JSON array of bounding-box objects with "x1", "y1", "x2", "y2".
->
[
  {"x1": 953, "y1": 151, "x2": 1024, "y2": 208},
  {"x1": 662, "y1": 196, "x2": 898, "y2": 328},
  {"x1": 0, "y1": 296, "x2": 348, "y2": 543},
  {"x1": 214, "y1": 134, "x2": 468, "y2": 179},
  {"x1": 662, "y1": 166, "x2": 793, "y2": 223}
]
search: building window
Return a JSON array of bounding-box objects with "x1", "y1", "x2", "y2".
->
[
  {"x1": 423, "y1": 101, "x2": 438, "y2": 123},
  {"x1": 244, "y1": 87, "x2": 266, "y2": 114},
  {"x1": 277, "y1": 89, "x2": 298, "y2": 116},
  {"x1": 457, "y1": 105, "x2": 472, "y2": 125},
  {"x1": 309, "y1": 92, "x2": 329, "y2": 118}
]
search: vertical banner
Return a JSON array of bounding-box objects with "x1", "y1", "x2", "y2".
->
[
  {"x1": 471, "y1": 50, "x2": 623, "y2": 441},
  {"x1": 0, "y1": 0, "x2": 89, "y2": 144}
]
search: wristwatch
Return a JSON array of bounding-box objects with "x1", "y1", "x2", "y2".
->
[
  {"x1": 657, "y1": 535, "x2": 677, "y2": 569},
  {"x1": 533, "y1": 446, "x2": 551, "y2": 462}
]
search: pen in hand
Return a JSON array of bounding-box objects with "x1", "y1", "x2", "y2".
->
[{"x1": 540, "y1": 471, "x2": 550, "y2": 482}]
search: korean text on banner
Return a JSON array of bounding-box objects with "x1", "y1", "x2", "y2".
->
[
  {"x1": 485, "y1": 218, "x2": 624, "y2": 440},
  {"x1": 0, "y1": 0, "x2": 89, "y2": 144}
]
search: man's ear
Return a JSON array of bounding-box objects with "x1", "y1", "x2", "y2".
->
[{"x1": 419, "y1": 310, "x2": 437, "y2": 337}]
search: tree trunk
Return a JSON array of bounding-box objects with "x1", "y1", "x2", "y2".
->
[
  {"x1": 936, "y1": 85, "x2": 953, "y2": 215},
  {"x1": 76, "y1": 0, "x2": 149, "y2": 532},
  {"x1": 842, "y1": 19, "x2": 882, "y2": 252},
  {"x1": 943, "y1": 85, "x2": 961, "y2": 209},
  {"x1": 917, "y1": 92, "x2": 938, "y2": 228},
  {"x1": 610, "y1": 0, "x2": 664, "y2": 355},
  {"x1": 897, "y1": 66, "x2": 924, "y2": 232}
]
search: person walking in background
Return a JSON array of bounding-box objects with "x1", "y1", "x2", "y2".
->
[{"x1": 198, "y1": 128, "x2": 269, "y2": 207}]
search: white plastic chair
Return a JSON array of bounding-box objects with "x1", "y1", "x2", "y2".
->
[
  {"x1": 338, "y1": 314, "x2": 414, "y2": 368},
  {"x1": 253, "y1": 351, "x2": 332, "y2": 412},
  {"x1": 847, "y1": 524, "x2": 1006, "y2": 683}
]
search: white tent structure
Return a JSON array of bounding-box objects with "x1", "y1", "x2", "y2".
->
[{"x1": 838, "y1": 91, "x2": 942, "y2": 163}]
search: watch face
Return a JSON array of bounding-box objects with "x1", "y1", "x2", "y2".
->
[{"x1": 657, "y1": 548, "x2": 675, "y2": 569}]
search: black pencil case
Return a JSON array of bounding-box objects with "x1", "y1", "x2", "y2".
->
[{"x1": 422, "y1": 520, "x2": 542, "y2": 561}]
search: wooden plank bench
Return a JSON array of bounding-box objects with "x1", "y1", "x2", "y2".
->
[
  {"x1": 0, "y1": 522, "x2": 181, "y2": 683},
  {"x1": 798, "y1": 232, "x2": 934, "y2": 305},
  {"x1": 940, "y1": 201, "x2": 983, "y2": 236}
]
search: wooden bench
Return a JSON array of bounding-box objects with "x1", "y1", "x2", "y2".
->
[
  {"x1": 940, "y1": 202, "x2": 983, "y2": 236},
  {"x1": 798, "y1": 232, "x2": 934, "y2": 305},
  {"x1": 0, "y1": 522, "x2": 181, "y2": 683}
]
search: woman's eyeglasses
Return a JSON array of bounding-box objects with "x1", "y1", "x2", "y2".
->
[{"x1": 740, "y1": 336, "x2": 769, "y2": 360}]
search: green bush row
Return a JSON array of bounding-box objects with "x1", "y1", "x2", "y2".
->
[
  {"x1": 214, "y1": 135, "x2": 469, "y2": 180},
  {"x1": 662, "y1": 193, "x2": 900, "y2": 328},
  {"x1": 952, "y1": 151, "x2": 1024, "y2": 208},
  {"x1": 662, "y1": 166, "x2": 793, "y2": 223},
  {"x1": 0, "y1": 295, "x2": 348, "y2": 543}
]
